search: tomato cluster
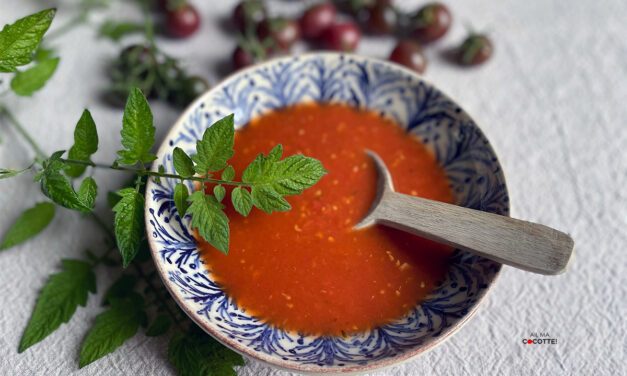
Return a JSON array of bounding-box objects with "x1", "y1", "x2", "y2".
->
[{"x1": 230, "y1": 0, "x2": 492, "y2": 73}]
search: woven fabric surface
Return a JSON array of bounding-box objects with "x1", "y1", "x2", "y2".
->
[{"x1": 0, "y1": 1, "x2": 625, "y2": 375}]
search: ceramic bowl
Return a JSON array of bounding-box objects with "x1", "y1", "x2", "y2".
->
[{"x1": 145, "y1": 53, "x2": 508, "y2": 374}]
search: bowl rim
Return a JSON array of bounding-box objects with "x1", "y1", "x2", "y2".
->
[{"x1": 145, "y1": 52, "x2": 506, "y2": 374}]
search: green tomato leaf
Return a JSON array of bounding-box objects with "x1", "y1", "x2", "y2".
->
[
  {"x1": 112, "y1": 188, "x2": 144, "y2": 267},
  {"x1": 116, "y1": 88, "x2": 156, "y2": 166},
  {"x1": 10, "y1": 57, "x2": 59, "y2": 96},
  {"x1": 241, "y1": 148, "x2": 326, "y2": 214},
  {"x1": 230, "y1": 187, "x2": 252, "y2": 217},
  {"x1": 0, "y1": 8, "x2": 56, "y2": 72},
  {"x1": 145, "y1": 314, "x2": 172, "y2": 337},
  {"x1": 192, "y1": 114, "x2": 235, "y2": 175},
  {"x1": 251, "y1": 186, "x2": 291, "y2": 213},
  {"x1": 186, "y1": 191, "x2": 229, "y2": 254},
  {"x1": 77, "y1": 177, "x2": 98, "y2": 210},
  {"x1": 168, "y1": 327, "x2": 244, "y2": 376},
  {"x1": 267, "y1": 144, "x2": 283, "y2": 161},
  {"x1": 173, "y1": 147, "x2": 195, "y2": 178},
  {"x1": 173, "y1": 183, "x2": 189, "y2": 218},
  {"x1": 221, "y1": 165, "x2": 235, "y2": 181},
  {"x1": 243, "y1": 153, "x2": 327, "y2": 195},
  {"x1": 38, "y1": 152, "x2": 93, "y2": 212},
  {"x1": 79, "y1": 296, "x2": 146, "y2": 368},
  {"x1": 0, "y1": 202, "x2": 55, "y2": 250},
  {"x1": 213, "y1": 185, "x2": 225, "y2": 202},
  {"x1": 102, "y1": 274, "x2": 137, "y2": 305},
  {"x1": 19, "y1": 259, "x2": 96, "y2": 352},
  {"x1": 98, "y1": 20, "x2": 143, "y2": 42},
  {"x1": 66, "y1": 110, "x2": 99, "y2": 178}
]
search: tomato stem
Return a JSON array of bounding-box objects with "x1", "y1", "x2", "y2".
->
[{"x1": 60, "y1": 158, "x2": 252, "y2": 187}]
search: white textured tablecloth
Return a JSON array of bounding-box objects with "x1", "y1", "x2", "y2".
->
[{"x1": 1, "y1": 1, "x2": 625, "y2": 375}]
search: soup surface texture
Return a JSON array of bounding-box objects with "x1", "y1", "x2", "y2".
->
[{"x1": 199, "y1": 103, "x2": 454, "y2": 336}]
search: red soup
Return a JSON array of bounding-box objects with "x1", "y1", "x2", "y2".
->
[{"x1": 198, "y1": 103, "x2": 454, "y2": 336}]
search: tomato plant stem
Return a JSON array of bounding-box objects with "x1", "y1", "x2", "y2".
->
[
  {"x1": 60, "y1": 158, "x2": 251, "y2": 187},
  {"x1": 0, "y1": 106, "x2": 47, "y2": 159}
]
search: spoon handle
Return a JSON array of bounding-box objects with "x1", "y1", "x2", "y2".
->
[{"x1": 372, "y1": 192, "x2": 574, "y2": 275}]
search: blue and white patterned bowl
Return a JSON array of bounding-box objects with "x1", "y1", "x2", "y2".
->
[{"x1": 145, "y1": 53, "x2": 508, "y2": 374}]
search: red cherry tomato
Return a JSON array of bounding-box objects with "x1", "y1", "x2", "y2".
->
[
  {"x1": 300, "y1": 2, "x2": 337, "y2": 40},
  {"x1": 412, "y1": 2, "x2": 452, "y2": 43},
  {"x1": 389, "y1": 40, "x2": 427, "y2": 73},
  {"x1": 257, "y1": 17, "x2": 301, "y2": 51},
  {"x1": 166, "y1": 4, "x2": 201, "y2": 38},
  {"x1": 364, "y1": 2, "x2": 398, "y2": 35},
  {"x1": 320, "y1": 21, "x2": 361, "y2": 52}
]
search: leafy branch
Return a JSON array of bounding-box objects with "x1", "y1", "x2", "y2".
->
[
  {"x1": 0, "y1": 8, "x2": 59, "y2": 97},
  {"x1": 0, "y1": 8, "x2": 326, "y2": 376},
  {"x1": 58, "y1": 158, "x2": 248, "y2": 187},
  {"x1": 98, "y1": 1, "x2": 209, "y2": 107}
]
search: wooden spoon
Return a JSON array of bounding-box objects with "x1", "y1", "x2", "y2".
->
[{"x1": 355, "y1": 151, "x2": 574, "y2": 275}]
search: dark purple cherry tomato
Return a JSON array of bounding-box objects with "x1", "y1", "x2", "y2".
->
[
  {"x1": 165, "y1": 4, "x2": 201, "y2": 38},
  {"x1": 232, "y1": 46, "x2": 256, "y2": 70},
  {"x1": 232, "y1": 0, "x2": 267, "y2": 33},
  {"x1": 412, "y1": 2, "x2": 451, "y2": 43},
  {"x1": 300, "y1": 2, "x2": 337, "y2": 40},
  {"x1": 389, "y1": 40, "x2": 427, "y2": 73},
  {"x1": 458, "y1": 34, "x2": 493, "y2": 66},
  {"x1": 320, "y1": 21, "x2": 361, "y2": 52},
  {"x1": 257, "y1": 17, "x2": 300, "y2": 51},
  {"x1": 364, "y1": 2, "x2": 398, "y2": 35}
]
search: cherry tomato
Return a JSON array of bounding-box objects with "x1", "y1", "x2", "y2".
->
[
  {"x1": 257, "y1": 17, "x2": 300, "y2": 51},
  {"x1": 320, "y1": 21, "x2": 361, "y2": 52},
  {"x1": 364, "y1": 2, "x2": 398, "y2": 35},
  {"x1": 232, "y1": 46, "x2": 256, "y2": 70},
  {"x1": 157, "y1": 0, "x2": 187, "y2": 12},
  {"x1": 106, "y1": 44, "x2": 156, "y2": 106},
  {"x1": 232, "y1": 0, "x2": 267, "y2": 33},
  {"x1": 411, "y1": 2, "x2": 451, "y2": 43},
  {"x1": 458, "y1": 34, "x2": 493, "y2": 65},
  {"x1": 389, "y1": 40, "x2": 427, "y2": 73},
  {"x1": 165, "y1": 4, "x2": 201, "y2": 38},
  {"x1": 300, "y1": 2, "x2": 337, "y2": 40}
]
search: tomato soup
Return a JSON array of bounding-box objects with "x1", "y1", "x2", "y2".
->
[{"x1": 198, "y1": 103, "x2": 454, "y2": 336}]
